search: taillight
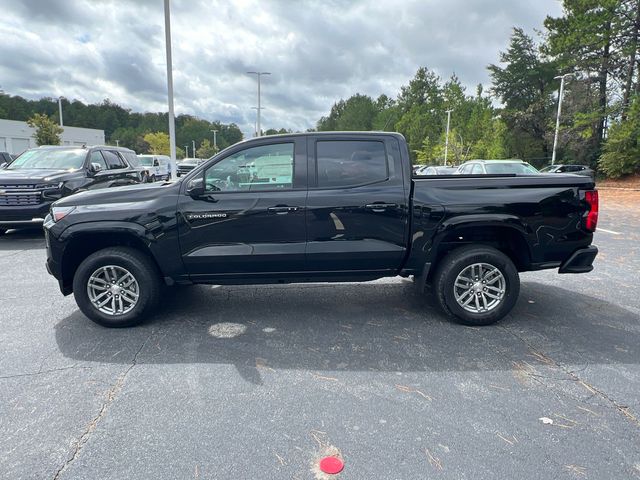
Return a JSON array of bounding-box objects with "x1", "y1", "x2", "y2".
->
[{"x1": 584, "y1": 190, "x2": 598, "y2": 232}]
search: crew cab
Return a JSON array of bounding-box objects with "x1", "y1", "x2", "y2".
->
[
  {"x1": 43, "y1": 132, "x2": 598, "y2": 328},
  {"x1": 0, "y1": 145, "x2": 142, "y2": 235}
]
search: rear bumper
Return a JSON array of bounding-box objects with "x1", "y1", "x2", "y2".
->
[{"x1": 559, "y1": 245, "x2": 598, "y2": 273}]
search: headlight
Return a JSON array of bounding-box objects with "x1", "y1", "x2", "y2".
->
[{"x1": 51, "y1": 206, "x2": 76, "y2": 222}]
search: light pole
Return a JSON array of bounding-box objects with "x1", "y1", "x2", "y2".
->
[
  {"x1": 192, "y1": 140, "x2": 196, "y2": 158},
  {"x1": 163, "y1": 0, "x2": 177, "y2": 180},
  {"x1": 444, "y1": 109, "x2": 453, "y2": 165},
  {"x1": 210, "y1": 129, "x2": 218, "y2": 152},
  {"x1": 116, "y1": 140, "x2": 119, "y2": 147},
  {"x1": 552, "y1": 73, "x2": 573, "y2": 165},
  {"x1": 58, "y1": 96, "x2": 64, "y2": 127},
  {"x1": 247, "y1": 71, "x2": 270, "y2": 137},
  {"x1": 184, "y1": 145, "x2": 189, "y2": 158}
]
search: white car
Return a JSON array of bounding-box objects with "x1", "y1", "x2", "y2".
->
[{"x1": 138, "y1": 155, "x2": 171, "y2": 181}]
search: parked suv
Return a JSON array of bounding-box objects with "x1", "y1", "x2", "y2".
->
[
  {"x1": 0, "y1": 145, "x2": 142, "y2": 235},
  {"x1": 177, "y1": 158, "x2": 204, "y2": 177}
]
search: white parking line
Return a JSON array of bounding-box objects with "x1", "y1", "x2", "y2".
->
[{"x1": 597, "y1": 227, "x2": 621, "y2": 235}]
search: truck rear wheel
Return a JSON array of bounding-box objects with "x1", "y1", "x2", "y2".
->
[
  {"x1": 72, "y1": 247, "x2": 161, "y2": 327},
  {"x1": 433, "y1": 245, "x2": 520, "y2": 326}
]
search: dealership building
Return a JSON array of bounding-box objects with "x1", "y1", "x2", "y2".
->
[{"x1": 0, "y1": 119, "x2": 105, "y2": 155}]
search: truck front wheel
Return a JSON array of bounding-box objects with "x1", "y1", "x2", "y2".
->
[
  {"x1": 72, "y1": 247, "x2": 162, "y2": 327},
  {"x1": 433, "y1": 245, "x2": 520, "y2": 326}
]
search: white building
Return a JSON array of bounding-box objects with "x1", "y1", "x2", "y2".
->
[{"x1": 0, "y1": 119, "x2": 105, "y2": 155}]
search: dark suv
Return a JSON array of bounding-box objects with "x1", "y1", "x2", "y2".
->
[{"x1": 0, "y1": 145, "x2": 142, "y2": 235}]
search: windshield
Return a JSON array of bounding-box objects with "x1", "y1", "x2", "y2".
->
[
  {"x1": 484, "y1": 163, "x2": 539, "y2": 174},
  {"x1": 138, "y1": 156, "x2": 154, "y2": 166},
  {"x1": 7, "y1": 149, "x2": 86, "y2": 170}
]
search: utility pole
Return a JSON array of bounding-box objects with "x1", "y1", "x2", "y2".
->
[
  {"x1": 247, "y1": 71, "x2": 270, "y2": 137},
  {"x1": 163, "y1": 0, "x2": 177, "y2": 180},
  {"x1": 192, "y1": 139, "x2": 196, "y2": 158},
  {"x1": 116, "y1": 140, "x2": 119, "y2": 147},
  {"x1": 210, "y1": 129, "x2": 218, "y2": 152},
  {"x1": 184, "y1": 145, "x2": 189, "y2": 158},
  {"x1": 552, "y1": 73, "x2": 573, "y2": 165},
  {"x1": 58, "y1": 96, "x2": 64, "y2": 127},
  {"x1": 444, "y1": 109, "x2": 453, "y2": 165}
]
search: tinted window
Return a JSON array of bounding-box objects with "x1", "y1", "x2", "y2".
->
[
  {"x1": 316, "y1": 140, "x2": 387, "y2": 188},
  {"x1": 89, "y1": 151, "x2": 108, "y2": 170},
  {"x1": 102, "y1": 151, "x2": 127, "y2": 170},
  {"x1": 204, "y1": 143, "x2": 294, "y2": 192}
]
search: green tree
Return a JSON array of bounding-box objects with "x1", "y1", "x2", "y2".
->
[
  {"x1": 144, "y1": 132, "x2": 170, "y2": 155},
  {"x1": 544, "y1": 0, "x2": 624, "y2": 147},
  {"x1": 598, "y1": 95, "x2": 640, "y2": 177},
  {"x1": 196, "y1": 138, "x2": 217, "y2": 158},
  {"x1": 488, "y1": 28, "x2": 556, "y2": 163},
  {"x1": 27, "y1": 113, "x2": 63, "y2": 145}
]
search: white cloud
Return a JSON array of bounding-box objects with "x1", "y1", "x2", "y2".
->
[{"x1": 0, "y1": 0, "x2": 562, "y2": 138}]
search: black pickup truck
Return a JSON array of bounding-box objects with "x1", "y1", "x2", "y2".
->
[{"x1": 43, "y1": 132, "x2": 598, "y2": 328}]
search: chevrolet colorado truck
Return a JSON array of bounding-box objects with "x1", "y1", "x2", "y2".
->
[{"x1": 43, "y1": 132, "x2": 598, "y2": 327}]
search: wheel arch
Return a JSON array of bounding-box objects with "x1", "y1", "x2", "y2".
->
[
  {"x1": 426, "y1": 221, "x2": 531, "y2": 282},
  {"x1": 59, "y1": 223, "x2": 164, "y2": 293}
]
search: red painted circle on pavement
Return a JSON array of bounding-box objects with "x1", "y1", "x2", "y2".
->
[{"x1": 319, "y1": 456, "x2": 344, "y2": 474}]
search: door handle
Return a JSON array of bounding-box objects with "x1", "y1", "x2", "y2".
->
[
  {"x1": 364, "y1": 203, "x2": 398, "y2": 212},
  {"x1": 267, "y1": 205, "x2": 299, "y2": 214}
]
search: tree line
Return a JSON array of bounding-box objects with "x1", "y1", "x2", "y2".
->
[
  {"x1": 316, "y1": 0, "x2": 640, "y2": 177},
  {"x1": 0, "y1": 94, "x2": 243, "y2": 159}
]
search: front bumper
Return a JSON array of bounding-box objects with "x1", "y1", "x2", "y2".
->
[
  {"x1": 558, "y1": 245, "x2": 598, "y2": 273},
  {"x1": 0, "y1": 202, "x2": 51, "y2": 230}
]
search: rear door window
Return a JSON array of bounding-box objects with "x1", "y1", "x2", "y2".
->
[{"x1": 316, "y1": 140, "x2": 388, "y2": 188}]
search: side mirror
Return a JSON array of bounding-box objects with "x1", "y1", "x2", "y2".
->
[
  {"x1": 186, "y1": 176, "x2": 205, "y2": 197},
  {"x1": 154, "y1": 160, "x2": 159, "y2": 167},
  {"x1": 89, "y1": 162, "x2": 103, "y2": 175}
]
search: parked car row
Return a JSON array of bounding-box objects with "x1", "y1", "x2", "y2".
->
[{"x1": 414, "y1": 159, "x2": 594, "y2": 178}]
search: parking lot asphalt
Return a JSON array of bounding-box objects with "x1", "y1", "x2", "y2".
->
[{"x1": 1, "y1": 190, "x2": 639, "y2": 480}]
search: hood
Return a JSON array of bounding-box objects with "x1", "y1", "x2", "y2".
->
[
  {"x1": 54, "y1": 179, "x2": 182, "y2": 207},
  {"x1": 0, "y1": 168, "x2": 83, "y2": 185}
]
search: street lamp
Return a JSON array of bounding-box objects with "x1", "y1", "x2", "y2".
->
[
  {"x1": 163, "y1": 0, "x2": 177, "y2": 180},
  {"x1": 192, "y1": 140, "x2": 196, "y2": 158},
  {"x1": 444, "y1": 109, "x2": 453, "y2": 165},
  {"x1": 247, "y1": 71, "x2": 271, "y2": 137},
  {"x1": 58, "y1": 96, "x2": 65, "y2": 127},
  {"x1": 551, "y1": 73, "x2": 573, "y2": 165},
  {"x1": 210, "y1": 129, "x2": 218, "y2": 152},
  {"x1": 184, "y1": 145, "x2": 189, "y2": 158}
]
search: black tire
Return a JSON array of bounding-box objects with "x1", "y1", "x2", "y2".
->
[
  {"x1": 73, "y1": 247, "x2": 162, "y2": 327},
  {"x1": 150, "y1": 175, "x2": 156, "y2": 182},
  {"x1": 432, "y1": 245, "x2": 520, "y2": 326}
]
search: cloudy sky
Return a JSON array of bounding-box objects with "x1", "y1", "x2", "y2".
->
[{"x1": 0, "y1": 0, "x2": 562, "y2": 138}]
